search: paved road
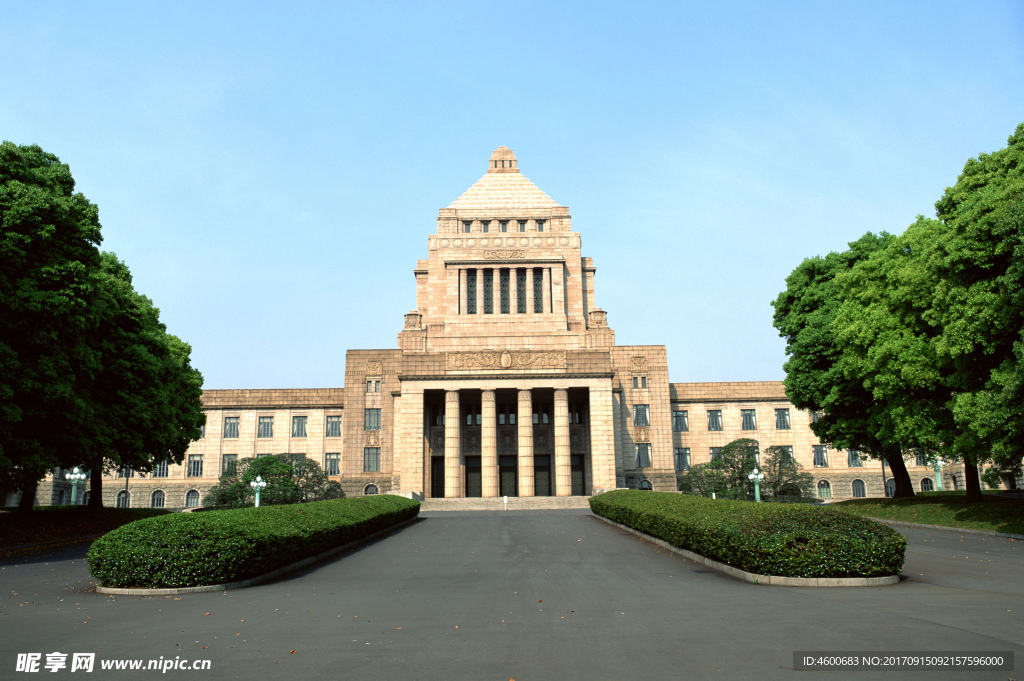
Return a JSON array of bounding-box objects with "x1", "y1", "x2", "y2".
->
[{"x1": 1, "y1": 511, "x2": 1022, "y2": 680}]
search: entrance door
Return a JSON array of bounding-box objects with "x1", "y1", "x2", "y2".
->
[
  {"x1": 499, "y1": 456, "x2": 517, "y2": 497},
  {"x1": 465, "y1": 456, "x2": 482, "y2": 497},
  {"x1": 570, "y1": 455, "x2": 585, "y2": 496},
  {"x1": 534, "y1": 455, "x2": 552, "y2": 496},
  {"x1": 431, "y1": 457, "x2": 445, "y2": 498}
]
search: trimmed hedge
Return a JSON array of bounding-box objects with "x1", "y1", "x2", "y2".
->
[
  {"x1": 87, "y1": 495, "x2": 419, "y2": 588},
  {"x1": 590, "y1": 490, "x2": 906, "y2": 578}
]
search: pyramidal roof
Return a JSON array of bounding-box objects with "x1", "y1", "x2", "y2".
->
[{"x1": 448, "y1": 147, "x2": 562, "y2": 211}]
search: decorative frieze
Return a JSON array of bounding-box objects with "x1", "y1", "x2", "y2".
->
[
  {"x1": 366, "y1": 360, "x2": 383, "y2": 375},
  {"x1": 447, "y1": 350, "x2": 567, "y2": 371},
  {"x1": 365, "y1": 431, "x2": 381, "y2": 447},
  {"x1": 630, "y1": 356, "x2": 648, "y2": 373},
  {"x1": 483, "y1": 249, "x2": 526, "y2": 259},
  {"x1": 634, "y1": 426, "x2": 650, "y2": 443}
]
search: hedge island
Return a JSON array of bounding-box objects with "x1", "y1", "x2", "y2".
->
[
  {"x1": 590, "y1": 490, "x2": 905, "y2": 578},
  {"x1": 87, "y1": 495, "x2": 420, "y2": 588}
]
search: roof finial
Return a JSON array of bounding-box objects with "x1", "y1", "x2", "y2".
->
[{"x1": 488, "y1": 146, "x2": 518, "y2": 174}]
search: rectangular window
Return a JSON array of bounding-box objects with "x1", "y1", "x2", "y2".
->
[
  {"x1": 533, "y1": 269, "x2": 543, "y2": 313},
  {"x1": 517, "y1": 269, "x2": 527, "y2": 313},
  {"x1": 500, "y1": 221, "x2": 508, "y2": 233},
  {"x1": 483, "y1": 269, "x2": 493, "y2": 314},
  {"x1": 641, "y1": 376, "x2": 647, "y2": 388},
  {"x1": 500, "y1": 268, "x2": 510, "y2": 314},
  {"x1": 537, "y1": 220, "x2": 545, "y2": 232},
  {"x1": 518, "y1": 220, "x2": 526, "y2": 232},
  {"x1": 848, "y1": 449, "x2": 863, "y2": 467},
  {"x1": 672, "y1": 410, "x2": 689, "y2": 432},
  {"x1": 710, "y1": 447, "x2": 723, "y2": 462},
  {"x1": 780, "y1": 445, "x2": 794, "y2": 465},
  {"x1": 363, "y1": 447, "x2": 381, "y2": 472},
  {"x1": 223, "y1": 417, "x2": 239, "y2": 438},
  {"x1": 467, "y1": 269, "x2": 478, "y2": 314},
  {"x1": 187, "y1": 455, "x2": 203, "y2": 478},
  {"x1": 635, "y1": 443, "x2": 652, "y2": 467},
  {"x1": 811, "y1": 410, "x2": 823, "y2": 424},
  {"x1": 707, "y1": 410, "x2": 723, "y2": 431},
  {"x1": 153, "y1": 460, "x2": 168, "y2": 478},
  {"x1": 674, "y1": 447, "x2": 690, "y2": 471},
  {"x1": 375, "y1": 380, "x2": 380, "y2": 392},
  {"x1": 741, "y1": 409, "x2": 757, "y2": 430},
  {"x1": 633, "y1": 404, "x2": 650, "y2": 427},
  {"x1": 292, "y1": 416, "x2": 307, "y2": 438},
  {"x1": 482, "y1": 221, "x2": 489, "y2": 233},
  {"x1": 326, "y1": 416, "x2": 342, "y2": 437},
  {"x1": 118, "y1": 466, "x2": 134, "y2": 478},
  {"x1": 257, "y1": 416, "x2": 273, "y2": 438},
  {"x1": 915, "y1": 451, "x2": 927, "y2": 466},
  {"x1": 199, "y1": 424, "x2": 205, "y2": 438},
  {"x1": 222, "y1": 454, "x2": 237, "y2": 476},
  {"x1": 367, "y1": 380, "x2": 373, "y2": 392},
  {"x1": 813, "y1": 445, "x2": 828, "y2": 467},
  {"x1": 326, "y1": 453, "x2": 340, "y2": 476},
  {"x1": 463, "y1": 221, "x2": 472, "y2": 233},
  {"x1": 364, "y1": 408, "x2": 381, "y2": 431},
  {"x1": 775, "y1": 408, "x2": 791, "y2": 430}
]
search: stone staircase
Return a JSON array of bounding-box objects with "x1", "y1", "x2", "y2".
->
[{"x1": 420, "y1": 496, "x2": 593, "y2": 511}]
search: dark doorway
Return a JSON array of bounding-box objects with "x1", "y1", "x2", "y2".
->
[
  {"x1": 465, "y1": 456, "x2": 482, "y2": 497},
  {"x1": 571, "y1": 455, "x2": 586, "y2": 496},
  {"x1": 431, "y1": 457, "x2": 445, "y2": 498},
  {"x1": 534, "y1": 455, "x2": 552, "y2": 496},
  {"x1": 499, "y1": 456, "x2": 517, "y2": 497}
]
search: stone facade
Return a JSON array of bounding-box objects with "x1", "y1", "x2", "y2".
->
[{"x1": 17, "y1": 148, "x2": 965, "y2": 509}]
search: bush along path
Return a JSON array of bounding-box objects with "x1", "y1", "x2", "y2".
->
[
  {"x1": 590, "y1": 490, "x2": 906, "y2": 579},
  {"x1": 87, "y1": 496, "x2": 420, "y2": 589}
]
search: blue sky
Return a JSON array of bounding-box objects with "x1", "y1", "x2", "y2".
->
[{"x1": 3, "y1": 1, "x2": 1022, "y2": 389}]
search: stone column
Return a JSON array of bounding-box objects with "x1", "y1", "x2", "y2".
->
[
  {"x1": 589, "y1": 384, "x2": 617, "y2": 492},
  {"x1": 510, "y1": 268, "x2": 519, "y2": 314},
  {"x1": 526, "y1": 269, "x2": 535, "y2": 314},
  {"x1": 397, "y1": 388, "x2": 425, "y2": 497},
  {"x1": 475, "y1": 269, "x2": 484, "y2": 317},
  {"x1": 459, "y1": 268, "x2": 467, "y2": 315},
  {"x1": 543, "y1": 268, "x2": 552, "y2": 314},
  {"x1": 554, "y1": 388, "x2": 570, "y2": 496},
  {"x1": 481, "y1": 389, "x2": 498, "y2": 497},
  {"x1": 517, "y1": 389, "x2": 534, "y2": 496},
  {"x1": 445, "y1": 390, "x2": 462, "y2": 497}
]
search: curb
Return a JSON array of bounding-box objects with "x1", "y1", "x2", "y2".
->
[
  {"x1": 95, "y1": 516, "x2": 419, "y2": 596},
  {"x1": 872, "y1": 518, "x2": 1024, "y2": 541},
  {"x1": 594, "y1": 516, "x2": 899, "y2": 588}
]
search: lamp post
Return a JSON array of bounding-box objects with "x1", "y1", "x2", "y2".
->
[
  {"x1": 64, "y1": 467, "x2": 86, "y2": 505},
  {"x1": 748, "y1": 468, "x2": 764, "y2": 502},
  {"x1": 250, "y1": 475, "x2": 267, "y2": 507}
]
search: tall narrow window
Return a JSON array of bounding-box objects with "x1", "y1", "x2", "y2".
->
[
  {"x1": 674, "y1": 447, "x2": 690, "y2": 471},
  {"x1": 467, "y1": 269, "x2": 477, "y2": 314},
  {"x1": 635, "y1": 443, "x2": 652, "y2": 467},
  {"x1": 116, "y1": 490, "x2": 130, "y2": 508},
  {"x1": 185, "y1": 490, "x2": 200, "y2": 508},
  {"x1": 292, "y1": 416, "x2": 307, "y2": 438},
  {"x1": 707, "y1": 410, "x2": 723, "y2": 431},
  {"x1": 326, "y1": 453, "x2": 341, "y2": 476},
  {"x1": 151, "y1": 491, "x2": 164, "y2": 508},
  {"x1": 533, "y1": 269, "x2": 543, "y2": 313},
  {"x1": 118, "y1": 466, "x2": 134, "y2": 478},
  {"x1": 500, "y1": 269, "x2": 510, "y2": 313},
  {"x1": 537, "y1": 220, "x2": 545, "y2": 232},
  {"x1": 813, "y1": 445, "x2": 828, "y2": 467},
  {"x1": 633, "y1": 404, "x2": 650, "y2": 427},
  {"x1": 780, "y1": 445, "x2": 794, "y2": 465},
  {"x1": 817, "y1": 480, "x2": 832, "y2": 498},
  {"x1": 199, "y1": 424, "x2": 205, "y2": 438},
  {"x1": 921, "y1": 477, "x2": 934, "y2": 491},
  {"x1": 223, "y1": 417, "x2": 239, "y2": 438},
  {"x1": 366, "y1": 380, "x2": 373, "y2": 392},
  {"x1": 775, "y1": 408, "x2": 791, "y2": 430},
  {"x1": 482, "y1": 220, "x2": 489, "y2": 233},
  {"x1": 848, "y1": 449, "x2": 862, "y2": 467},
  {"x1": 811, "y1": 410, "x2": 823, "y2": 423},
  {"x1": 852, "y1": 479, "x2": 866, "y2": 497},
  {"x1": 483, "y1": 269, "x2": 493, "y2": 314},
  {"x1": 187, "y1": 455, "x2": 203, "y2": 477},
  {"x1": 633, "y1": 376, "x2": 638, "y2": 389},
  {"x1": 153, "y1": 460, "x2": 168, "y2": 478},
  {"x1": 500, "y1": 221, "x2": 508, "y2": 232},
  {"x1": 518, "y1": 220, "x2": 526, "y2": 232},
  {"x1": 364, "y1": 408, "x2": 381, "y2": 431},
  {"x1": 463, "y1": 221, "x2": 472, "y2": 233},
  {"x1": 258, "y1": 416, "x2": 273, "y2": 438},
  {"x1": 672, "y1": 410, "x2": 689, "y2": 432},
  {"x1": 710, "y1": 447, "x2": 723, "y2": 462},
  {"x1": 223, "y1": 454, "x2": 237, "y2": 476},
  {"x1": 915, "y1": 451, "x2": 928, "y2": 466},
  {"x1": 363, "y1": 447, "x2": 381, "y2": 472},
  {"x1": 326, "y1": 416, "x2": 342, "y2": 437},
  {"x1": 741, "y1": 409, "x2": 757, "y2": 430},
  {"x1": 517, "y1": 269, "x2": 527, "y2": 313}
]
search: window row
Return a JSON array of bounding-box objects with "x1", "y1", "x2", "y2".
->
[
  {"x1": 669, "y1": 447, "x2": 869, "y2": 470},
  {"x1": 818, "y1": 477, "x2": 935, "y2": 499},
  {"x1": 462, "y1": 219, "x2": 545, "y2": 233},
  {"x1": 463, "y1": 267, "x2": 548, "y2": 315},
  {"x1": 115, "y1": 489, "x2": 201, "y2": 509},
  {"x1": 219, "y1": 415, "x2": 343, "y2": 438}
]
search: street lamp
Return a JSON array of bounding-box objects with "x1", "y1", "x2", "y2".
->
[
  {"x1": 748, "y1": 468, "x2": 764, "y2": 502},
  {"x1": 250, "y1": 475, "x2": 267, "y2": 507},
  {"x1": 64, "y1": 467, "x2": 87, "y2": 505}
]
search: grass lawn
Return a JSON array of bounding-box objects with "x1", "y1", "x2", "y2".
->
[
  {"x1": 0, "y1": 506, "x2": 170, "y2": 553},
  {"x1": 833, "y1": 491, "x2": 1024, "y2": 536}
]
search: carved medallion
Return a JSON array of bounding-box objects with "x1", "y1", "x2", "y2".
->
[
  {"x1": 634, "y1": 426, "x2": 650, "y2": 443},
  {"x1": 630, "y1": 356, "x2": 648, "y2": 373},
  {"x1": 366, "y1": 360, "x2": 383, "y2": 375},
  {"x1": 365, "y1": 431, "x2": 381, "y2": 446},
  {"x1": 447, "y1": 350, "x2": 566, "y2": 371}
]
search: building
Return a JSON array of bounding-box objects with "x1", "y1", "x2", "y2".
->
[{"x1": 24, "y1": 147, "x2": 947, "y2": 509}]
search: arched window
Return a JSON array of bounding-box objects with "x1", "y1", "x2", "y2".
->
[
  {"x1": 885, "y1": 478, "x2": 896, "y2": 497},
  {"x1": 364, "y1": 484, "x2": 379, "y2": 495},
  {"x1": 817, "y1": 480, "x2": 832, "y2": 498},
  {"x1": 116, "y1": 490, "x2": 130, "y2": 508},
  {"x1": 920, "y1": 478, "x2": 934, "y2": 492},
  {"x1": 950, "y1": 475, "x2": 959, "y2": 490},
  {"x1": 185, "y1": 490, "x2": 200, "y2": 508},
  {"x1": 151, "y1": 490, "x2": 165, "y2": 508},
  {"x1": 851, "y1": 479, "x2": 866, "y2": 498},
  {"x1": 638, "y1": 480, "x2": 653, "y2": 490}
]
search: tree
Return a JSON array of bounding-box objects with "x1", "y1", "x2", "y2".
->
[
  {"x1": 0, "y1": 142, "x2": 102, "y2": 510},
  {"x1": 677, "y1": 462, "x2": 727, "y2": 498},
  {"x1": 205, "y1": 454, "x2": 343, "y2": 508},
  {"x1": 772, "y1": 232, "x2": 918, "y2": 496},
  {"x1": 677, "y1": 439, "x2": 759, "y2": 499},
  {"x1": 759, "y1": 445, "x2": 814, "y2": 500}
]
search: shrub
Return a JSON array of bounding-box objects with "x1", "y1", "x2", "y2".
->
[
  {"x1": 590, "y1": 490, "x2": 905, "y2": 578},
  {"x1": 87, "y1": 495, "x2": 419, "y2": 588}
]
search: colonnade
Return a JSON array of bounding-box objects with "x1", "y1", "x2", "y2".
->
[{"x1": 451, "y1": 265, "x2": 563, "y2": 315}]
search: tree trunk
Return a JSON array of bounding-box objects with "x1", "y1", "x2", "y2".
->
[
  {"x1": 17, "y1": 478, "x2": 37, "y2": 511},
  {"x1": 886, "y1": 451, "x2": 916, "y2": 497},
  {"x1": 963, "y1": 459, "x2": 984, "y2": 502}
]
